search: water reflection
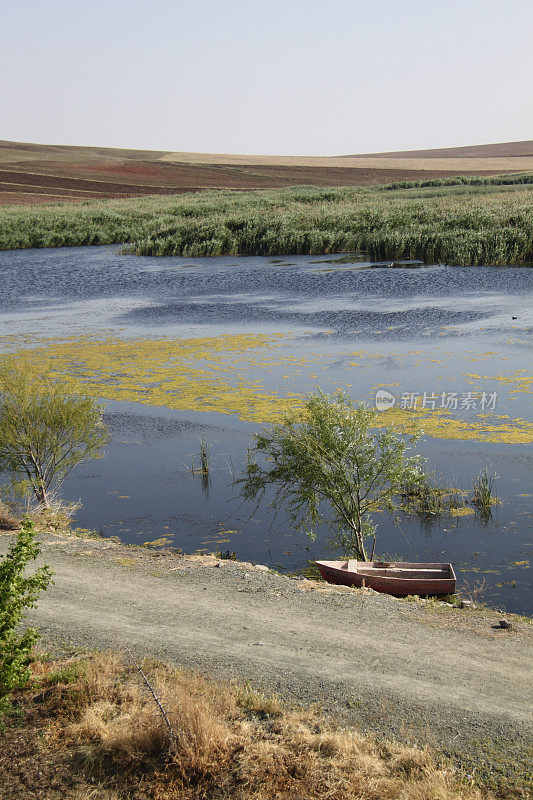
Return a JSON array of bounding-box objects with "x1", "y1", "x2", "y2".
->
[{"x1": 0, "y1": 246, "x2": 531, "y2": 613}]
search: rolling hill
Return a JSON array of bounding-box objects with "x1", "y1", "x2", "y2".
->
[{"x1": 1, "y1": 138, "x2": 531, "y2": 205}]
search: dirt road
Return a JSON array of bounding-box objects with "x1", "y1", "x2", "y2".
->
[{"x1": 4, "y1": 531, "x2": 531, "y2": 786}]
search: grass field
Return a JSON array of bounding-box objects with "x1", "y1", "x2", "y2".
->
[
  {"x1": 1, "y1": 138, "x2": 532, "y2": 204},
  {"x1": 1, "y1": 176, "x2": 532, "y2": 266}
]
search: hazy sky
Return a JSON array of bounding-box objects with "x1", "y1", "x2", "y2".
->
[{"x1": 2, "y1": 0, "x2": 532, "y2": 155}]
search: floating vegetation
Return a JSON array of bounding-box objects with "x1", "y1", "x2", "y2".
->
[
  {"x1": 1, "y1": 333, "x2": 532, "y2": 445},
  {"x1": 449, "y1": 506, "x2": 475, "y2": 517},
  {"x1": 378, "y1": 406, "x2": 533, "y2": 444},
  {"x1": 399, "y1": 475, "x2": 472, "y2": 518},
  {"x1": 1, "y1": 333, "x2": 299, "y2": 422},
  {"x1": 142, "y1": 536, "x2": 172, "y2": 548},
  {"x1": 464, "y1": 370, "x2": 532, "y2": 397}
]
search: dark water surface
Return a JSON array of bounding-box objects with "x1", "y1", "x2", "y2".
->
[{"x1": 1, "y1": 246, "x2": 531, "y2": 613}]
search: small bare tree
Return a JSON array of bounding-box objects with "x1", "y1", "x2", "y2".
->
[
  {"x1": 0, "y1": 362, "x2": 110, "y2": 508},
  {"x1": 239, "y1": 390, "x2": 424, "y2": 561}
]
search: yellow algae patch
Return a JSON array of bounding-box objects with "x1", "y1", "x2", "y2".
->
[
  {"x1": 142, "y1": 536, "x2": 172, "y2": 548},
  {"x1": 377, "y1": 407, "x2": 533, "y2": 444},
  {"x1": 461, "y1": 352, "x2": 510, "y2": 362},
  {"x1": 3, "y1": 334, "x2": 533, "y2": 443},
  {"x1": 463, "y1": 370, "x2": 532, "y2": 396},
  {"x1": 3, "y1": 333, "x2": 303, "y2": 423},
  {"x1": 449, "y1": 506, "x2": 475, "y2": 517},
  {"x1": 347, "y1": 350, "x2": 389, "y2": 367}
]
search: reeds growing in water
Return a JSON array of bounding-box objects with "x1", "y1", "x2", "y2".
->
[
  {"x1": 0, "y1": 177, "x2": 532, "y2": 266},
  {"x1": 471, "y1": 468, "x2": 498, "y2": 515}
]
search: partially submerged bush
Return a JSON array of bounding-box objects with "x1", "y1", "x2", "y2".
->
[
  {"x1": 399, "y1": 473, "x2": 466, "y2": 517},
  {"x1": 239, "y1": 391, "x2": 424, "y2": 561}
]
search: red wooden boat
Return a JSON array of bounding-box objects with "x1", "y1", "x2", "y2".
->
[{"x1": 314, "y1": 560, "x2": 456, "y2": 597}]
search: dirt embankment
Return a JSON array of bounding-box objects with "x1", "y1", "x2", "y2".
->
[{"x1": 2, "y1": 530, "x2": 531, "y2": 789}]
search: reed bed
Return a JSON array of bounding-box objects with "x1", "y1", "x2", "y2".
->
[
  {"x1": 382, "y1": 172, "x2": 533, "y2": 190},
  {"x1": 471, "y1": 468, "x2": 499, "y2": 514},
  {"x1": 1, "y1": 178, "x2": 532, "y2": 265}
]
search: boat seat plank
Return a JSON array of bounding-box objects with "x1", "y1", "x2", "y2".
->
[
  {"x1": 357, "y1": 569, "x2": 449, "y2": 579},
  {"x1": 346, "y1": 560, "x2": 451, "y2": 580}
]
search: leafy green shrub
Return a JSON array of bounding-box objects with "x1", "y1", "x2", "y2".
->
[
  {"x1": 0, "y1": 519, "x2": 52, "y2": 707},
  {"x1": 0, "y1": 362, "x2": 110, "y2": 508},
  {"x1": 239, "y1": 390, "x2": 424, "y2": 561}
]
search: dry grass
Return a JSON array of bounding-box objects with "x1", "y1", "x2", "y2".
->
[
  {"x1": 0, "y1": 499, "x2": 19, "y2": 530},
  {"x1": 27, "y1": 499, "x2": 81, "y2": 532},
  {"x1": 0, "y1": 651, "x2": 506, "y2": 800},
  {"x1": 0, "y1": 492, "x2": 81, "y2": 532}
]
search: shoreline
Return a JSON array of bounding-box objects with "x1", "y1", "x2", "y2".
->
[
  {"x1": 2, "y1": 528, "x2": 531, "y2": 791},
  {"x1": 20, "y1": 524, "x2": 533, "y2": 619}
]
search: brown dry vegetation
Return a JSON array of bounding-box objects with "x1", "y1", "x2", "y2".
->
[
  {"x1": 0, "y1": 651, "x2": 508, "y2": 800},
  {"x1": 0, "y1": 496, "x2": 81, "y2": 533},
  {"x1": 0, "y1": 500, "x2": 19, "y2": 530},
  {"x1": 1, "y1": 138, "x2": 531, "y2": 205}
]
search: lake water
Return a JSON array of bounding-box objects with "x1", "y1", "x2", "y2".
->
[{"x1": 1, "y1": 245, "x2": 532, "y2": 614}]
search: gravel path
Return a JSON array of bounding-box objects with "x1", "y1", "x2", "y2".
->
[{"x1": 4, "y1": 531, "x2": 531, "y2": 788}]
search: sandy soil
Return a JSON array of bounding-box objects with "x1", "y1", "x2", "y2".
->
[{"x1": 3, "y1": 530, "x2": 531, "y2": 786}]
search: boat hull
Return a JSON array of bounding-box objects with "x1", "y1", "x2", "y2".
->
[{"x1": 314, "y1": 560, "x2": 456, "y2": 597}]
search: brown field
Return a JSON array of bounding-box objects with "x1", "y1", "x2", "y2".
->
[
  {"x1": 341, "y1": 139, "x2": 533, "y2": 159},
  {"x1": 1, "y1": 138, "x2": 531, "y2": 205}
]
